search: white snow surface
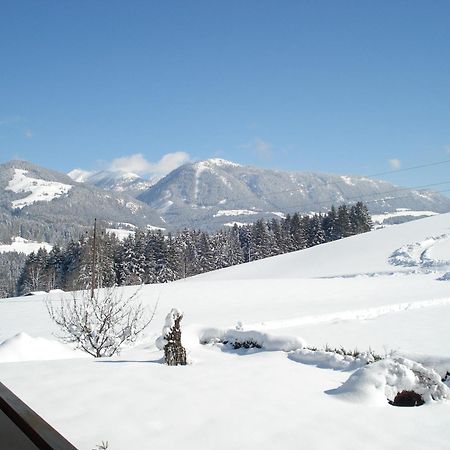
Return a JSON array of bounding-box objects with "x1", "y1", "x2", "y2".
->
[
  {"x1": 340, "y1": 175, "x2": 355, "y2": 186},
  {"x1": 224, "y1": 221, "x2": 253, "y2": 227},
  {"x1": 372, "y1": 209, "x2": 438, "y2": 228},
  {"x1": 200, "y1": 327, "x2": 306, "y2": 352},
  {"x1": 330, "y1": 357, "x2": 449, "y2": 405},
  {"x1": 6, "y1": 169, "x2": 72, "y2": 209},
  {"x1": 146, "y1": 224, "x2": 166, "y2": 231},
  {"x1": 106, "y1": 228, "x2": 135, "y2": 240},
  {"x1": 0, "y1": 236, "x2": 53, "y2": 254},
  {"x1": 1, "y1": 213, "x2": 450, "y2": 449},
  {"x1": 214, "y1": 209, "x2": 259, "y2": 217},
  {"x1": 0, "y1": 332, "x2": 89, "y2": 363},
  {"x1": 289, "y1": 348, "x2": 376, "y2": 371}
]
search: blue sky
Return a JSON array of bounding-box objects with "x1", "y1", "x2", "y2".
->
[{"x1": 1, "y1": 0, "x2": 450, "y2": 189}]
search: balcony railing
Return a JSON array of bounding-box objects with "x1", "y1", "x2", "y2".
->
[{"x1": 0, "y1": 382, "x2": 78, "y2": 450}]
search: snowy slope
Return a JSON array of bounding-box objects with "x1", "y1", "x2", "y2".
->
[
  {"x1": 192, "y1": 211, "x2": 450, "y2": 280},
  {"x1": 0, "y1": 236, "x2": 52, "y2": 255},
  {"x1": 6, "y1": 168, "x2": 72, "y2": 209},
  {"x1": 1, "y1": 213, "x2": 450, "y2": 449}
]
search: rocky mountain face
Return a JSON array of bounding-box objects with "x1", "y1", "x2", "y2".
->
[
  {"x1": 137, "y1": 158, "x2": 450, "y2": 231},
  {"x1": 0, "y1": 160, "x2": 165, "y2": 244}
]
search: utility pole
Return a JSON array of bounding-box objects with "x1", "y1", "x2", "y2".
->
[{"x1": 90, "y1": 218, "x2": 97, "y2": 300}]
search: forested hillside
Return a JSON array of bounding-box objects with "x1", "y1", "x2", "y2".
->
[{"x1": 15, "y1": 202, "x2": 372, "y2": 296}]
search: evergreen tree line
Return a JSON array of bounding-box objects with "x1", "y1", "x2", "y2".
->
[
  {"x1": 0, "y1": 252, "x2": 27, "y2": 298},
  {"x1": 14, "y1": 202, "x2": 372, "y2": 296}
]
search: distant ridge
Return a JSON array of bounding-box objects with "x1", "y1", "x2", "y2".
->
[
  {"x1": 137, "y1": 158, "x2": 450, "y2": 230},
  {"x1": 0, "y1": 160, "x2": 165, "y2": 244}
]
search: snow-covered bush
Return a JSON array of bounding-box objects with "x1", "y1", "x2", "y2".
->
[
  {"x1": 329, "y1": 357, "x2": 450, "y2": 405},
  {"x1": 47, "y1": 286, "x2": 154, "y2": 357},
  {"x1": 289, "y1": 348, "x2": 377, "y2": 371},
  {"x1": 200, "y1": 328, "x2": 306, "y2": 352},
  {"x1": 156, "y1": 308, "x2": 187, "y2": 366}
]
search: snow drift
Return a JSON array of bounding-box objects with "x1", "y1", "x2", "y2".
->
[
  {"x1": 328, "y1": 357, "x2": 450, "y2": 405},
  {"x1": 0, "y1": 332, "x2": 89, "y2": 363}
]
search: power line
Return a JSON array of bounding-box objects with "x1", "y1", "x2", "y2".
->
[
  {"x1": 367, "y1": 158, "x2": 450, "y2": 178},
  {"x1": 353, "y1": 188, "x2": 450, "y2": 208},
  {"x1": 266, "y1": 180, "x2": 450, "y2": 214},
  {"x1": 261, "y1": 158, "x2": 450, "y2": 198}
]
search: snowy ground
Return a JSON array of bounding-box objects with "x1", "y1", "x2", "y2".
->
[
  {"x1": 0, "y1": 236, "x2": 53, "y2": 255},
  {"x1": 1, "y1": 213, "x2": 450, "y2": 449},
  {"x1": 6, "y1": 168, "x2": 72, "y2": 209},
  {"x1": 371, "y1": 208, "x2": 438, "y2": 228}
]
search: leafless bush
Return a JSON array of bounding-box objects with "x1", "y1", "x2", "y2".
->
[{"x1": 47, "y1": 285, "x2": 155, "y2": 357}]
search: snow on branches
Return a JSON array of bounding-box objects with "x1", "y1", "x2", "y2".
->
[
  {"x1": 47, "y1": 285, "x2": 155, "y2": 357},
  {"x1": 156, "y1": 308, "x2": 187, "y2": 366}
]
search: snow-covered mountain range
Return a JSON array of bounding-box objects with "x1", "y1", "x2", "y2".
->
[
  {"x1": 137, "y1": 158, "x2": 450, "y2": 230},
  {"x1": 68, "y1": 168, "x2": 155, "y2": 197},
  {"x1": 1, "y1": 157, "x2": 450, "y2": 244},
  {"x1": 0, "y1": 160, "x2": 165, "y2": 244}
]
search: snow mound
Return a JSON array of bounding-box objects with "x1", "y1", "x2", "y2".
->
[
  {"x1": 328, "y1": 357, "x2": 450, "y2": 405},
  {"x1": 389, "y1": 235, "x2": 450, "y2": 269},
  {"x1": 200, "y1": 328, "x2": 306, "y2": 352},
  {"x1": 289, "y1": 348, "x2": 376, "y2": 371},
  {"x1": 0, "y1": 332, "x2": 89, "y2": 363}
]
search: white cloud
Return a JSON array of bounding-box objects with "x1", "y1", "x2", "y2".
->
[
  {"x1": 107, "y1": 152, "x2": 190, "y2": 177},
  {"x1": 85, "y1": 152, "x2": 191, "y2": 179},
  {"x1": 241, "y1": 138, "x2": 273, "y2": 159},
  {"x1": 67, "y1": 169, "x2": 93, "y2": 183},
  {"x1": 388, "y1": 158, "x2": 401, "y2": 169},
  {"x1": 108, "y1": 153, "x2": 154, "y2": 174},
  {"x1": 148, "y1": 152, "x2": 191, "y2": 175},
  {"x1": 70, "y1": 152, "x2": 191, "y2": 184},
  {"x1": 24, "y1": 129, "x2": 33, "y2": 139}
]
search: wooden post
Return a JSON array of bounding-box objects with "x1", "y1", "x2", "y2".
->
[{"x1": 90, "y1": 218, "x2": 97, "y2": 300}]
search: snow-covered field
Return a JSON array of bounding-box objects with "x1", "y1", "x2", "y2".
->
[
  {"x1": 1, "y1": 213, "x2": 450, "y2": 449},
  {"x1": 6, "y1": 168, "x2": 72, "y2": 209},
  {"x1": 213, "y1": 209, "x2": 259, "y2": 217},
  {"x1": 372, "y1": 208, "x2": 438, "y2": 228},
  {"x1": 0, "y1": 236, "x2": 53, "y2": 254}
]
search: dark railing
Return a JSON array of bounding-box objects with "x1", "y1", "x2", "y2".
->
[{"x1": 0, "y1": 382, "x2": 78, "y2": 450}]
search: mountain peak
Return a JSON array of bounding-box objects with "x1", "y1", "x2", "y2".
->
[
  {"x1": 195, "y1": 158, "x2": 241, "y2": 169},
  {"x1": 68, "y1": 168, "x2": 93, "y2": 183}
]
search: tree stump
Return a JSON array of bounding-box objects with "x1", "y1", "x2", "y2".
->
[
  {"x1": 389, "y1": 390, "x2": 424, "y2": 407},
  {"x1": 163, "y1": 309, "x2": 187, "y2": 366}
]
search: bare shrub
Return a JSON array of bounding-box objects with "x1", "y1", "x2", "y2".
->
[{"x1": 47, "y1": 285, "x2": 155, "y2": 357}]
